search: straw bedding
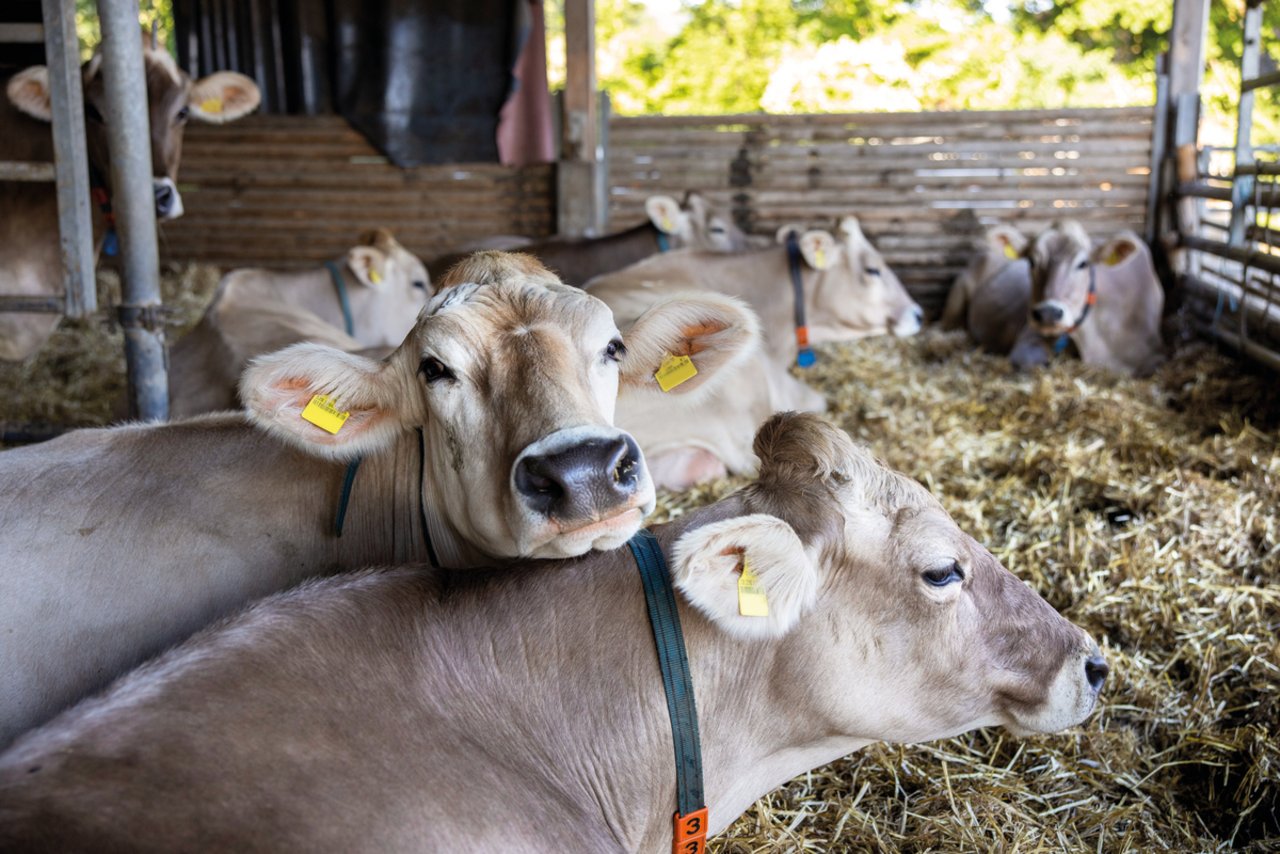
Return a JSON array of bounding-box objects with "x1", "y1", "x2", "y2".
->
[{"x1": 2, "y1": 269, "x2": 1278, "y2": 851}]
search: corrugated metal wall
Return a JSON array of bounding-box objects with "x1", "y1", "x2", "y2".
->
[
  {"x1": 607, "y1": 107, "x2": 1155, "y2": 315},
  {"x1": 160, "y1": 116, "x2": 555, "y2": 269}
]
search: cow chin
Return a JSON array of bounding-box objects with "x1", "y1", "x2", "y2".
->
[
  {"x1": 520, "y1": 505, "x2": 651, "y2": 559},
  {"x1": 1002, "y1": 649, "x2": 1102, "y2": 736}
]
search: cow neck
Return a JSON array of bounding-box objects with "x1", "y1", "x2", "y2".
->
[
  {"x1": 1053, "y1": 264, "x2": 1098, "y2": 355},
  {"x1": 87, "y1": 164, "x2": 119, "y2": 257}
]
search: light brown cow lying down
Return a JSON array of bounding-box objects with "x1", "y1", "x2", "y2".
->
[
  {"x1": 941, "y1": 224, "x2": 1031, "y2": 354},
  {"x1": 0, "y1": 413, "x2": 1107, "y2": 851},
  {"x1": 167, "y1": 229, "x2": 429, "y2": 417},
  {"x1": 0, "y1": 254, "x2": 759, "y2": 748},
  {"x1": 1017, "y1": 221, "x2": 1165, "y2": 377}
]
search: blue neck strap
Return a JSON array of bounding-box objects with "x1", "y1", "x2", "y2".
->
[
  {"x1": 657, "y1": 231, "x2": 671, "y2": 253},
  {"x1": 627, "y1": 530, "x2": 707, "y2": 839},
  {"x1": 324, "y1": 261, "x2": 356, "y2": 337},
  {"x1": 784, "y1": 231, "x2": 816, "y2": 368}
]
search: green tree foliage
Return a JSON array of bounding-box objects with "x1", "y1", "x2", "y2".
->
[{"x1": 74, "y1": 0, "x2": 174, "y2": 60}]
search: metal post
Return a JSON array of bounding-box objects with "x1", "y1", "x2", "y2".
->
[
  {"x1": 1227, "y1": 0, "x2": 1262, "y2": 247},
  {"x1": 41, "y1": 0, "x2": 97, "y2": 319},
  {"x1": 96, "y1": 0, "x2": 169, "y2": 421},
  {"x1": 1145, "y1": 63, "x2": 1170, "y2": 245}
]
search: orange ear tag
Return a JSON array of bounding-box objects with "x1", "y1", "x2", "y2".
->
[
  {"x1": 199, "y1": 97, "x2": 224, "y2": 114},
  {"x1": 737, "y1": 557, "x2": 769, "y2": 617},
  {"x1": 301, "y1": 394, "x2": 350, "y2": 435},
  {"x1": 655, "y1": 353, "x2": 697, "y2": 392}
]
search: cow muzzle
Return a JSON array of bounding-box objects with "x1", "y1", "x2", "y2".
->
[
  {"x1": 1030, "y1": 300, "x2": 1071, "y2": 335},
  {"x1": 153, "y1": 177, "x2": 184, "y2": 221},
  {"x1": 893, "y1": 304, "x2": 924, "y2": 337},
  {"x1": 512, "y1": 426, "x2": 654, "y2": 558},
  {"x1": 1007, "y1": 642, "x2": 1107, "y2": 735}
]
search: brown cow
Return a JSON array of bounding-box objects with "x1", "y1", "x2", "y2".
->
[
  {"x1": 0, "y1": 41, "x2": 260, "y2": 360},
  {"x1": 0, "y1": 254, "x2": 760, "y2": 747},
  {"x1": 426, "y1": 191, "x2": 749, "y2": 286},
  {"x1": 0, "y1": 413, "x2": 1107, "y2": 852},
  {"x1": 167, "y1": 229, "x2": 429, "y2": 417},
  {"x1": 1019, "y1": 221, "x2": 1165, "y2": 376},
  {"x1": 941, "y1": 224, "x2": 1031, "y2": 354}
]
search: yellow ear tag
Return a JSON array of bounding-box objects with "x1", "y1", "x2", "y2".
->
[
  {"x1": 737, "y1": 557, "x2": 769, "y2": 618},
  {"x1": 300, "y1": 394, "x2": 350, "y2": 435},
  {"x1": 368, "y1": 268, "x2": 382, "y2": 285},
  {"x1": 199, "y1": 97, "x2": 224, "y2": 114},
  {"x1": 1105, "y1": 248, "x2": 1123, "y2": 266},
  {"x1": 654, "y1": 353, "x2": 697, "y2": 392},
  {"x1": 1003, "y1": 243, "x2": 1018, "y2": 260},
  {"x1": 814, "y1": 247, "x2": 827, "y2": 269},
  {"x1": 661, "y1": 216, "x2": 675, "y2": 233}
]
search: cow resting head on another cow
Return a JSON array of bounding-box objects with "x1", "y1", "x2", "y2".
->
[
  {"x1": 1, "y1": 37, "x2": 261, "y2": 362},
  {"x1": 0, "y1": 414, "x2": 1107, "y2": 851},
  {"x1": 241, "y1": 252, "x2": 759, "y2": 559}
]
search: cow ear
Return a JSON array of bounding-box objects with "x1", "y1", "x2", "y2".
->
[
  {"x1": 347, "y1": 245, "x2": 390, "y2": 288},
  {"x1": 1092, "y1": 234, "x2": 1141, "y2": 267},
  {"x1": 673, "y1": 514, "x2": 819, "y2": 639},
  {"x1": 620, "y1": 291, "x2": 760, "y2": 399},
  {"x1": 798, "y1": 230, "x2": 837, "y2": 271},
  {"x1": 240, "y1": 343, "x2": 411, "y2": 461},
  {"x1": 645, "y1": 195, "x2": 686, "y2": 235},
  {"x1": 6, "y1": 66, "x2": 52, "y2": 122},
  {"x1": 988, "y1": 225, "x2": 1027, "y2": 259},
  {"x1": 188, "y1": 71, "x2": 261, "y2": 123},
  {"x1": 837, "y1": 215, "x2": 868, "y2": 247}
]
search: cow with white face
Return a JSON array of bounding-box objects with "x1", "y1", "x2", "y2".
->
[
  {"x1": 1, "y1": 39, "x2": 261, "y2": 360},
  {"x1": 0, "y1": 252, "x2": 759, "y2": 746},
  {"x1": 0, "y1": 414, "x2": 1107, "y2": 851},
  {"x1": 168, "y1": 228, "x2": 431, "y2": 417},
  {"x1": 1019, "y1": 221, "x2": 1165, "y2": 376}
]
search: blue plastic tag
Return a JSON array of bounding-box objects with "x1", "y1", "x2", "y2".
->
[
  {"x1": 796, "y1": 348, "x2": 816, "y2": 368},
  {"x1": 103, "y1": 229, "x2": 119, "y2": 257}
]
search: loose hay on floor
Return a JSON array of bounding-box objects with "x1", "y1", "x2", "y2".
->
[
  {"x1": 655, "y1": 331, "x2": 1279, "y2": 853},
  {"x1": 3, "y1": 287, "x2": 1277, "y2": 850}
]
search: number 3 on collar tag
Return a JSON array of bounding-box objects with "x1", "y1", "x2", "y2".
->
[{"x1": 673, "y1": 807, "x2": 708, "y2": 854}]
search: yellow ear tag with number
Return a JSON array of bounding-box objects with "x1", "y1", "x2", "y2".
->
[
  {"x1": 738, "y1": 557, "x2": 769, "y2": 617},
  {"x1": 1003, "y1": 243, "x2": 1018, "y2": 260},
  {"x1": 301, "y1": 394, "x2": 350, "y2": 435},
  {"x1": 654, "y1": 353, "x2": 697, "y2": 392},
  {"x1": 369, "y1": 268, "x2": 382, "y2": 285},
  {"x1": 199, "y1": 97, "x2": 224, "y2": 115},
  {"x1": 661, "y1": 216, "x2": 675, "y2": 233}
]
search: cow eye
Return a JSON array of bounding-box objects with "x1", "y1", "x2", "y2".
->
[
  {"x1": 175, "y1": 105, "x2": 190, "y2": 123},
  {"x1": 922, "y1": 562, "x2": 964, "y2": 587},
  {"x1": 1076, "y1": 259, "x2": 1088, "y2": 270},
  {"x1": 419, "y1": 357, "x2": 455, "y2": 383},
  {"x1": 86, "y1": 103, "x2": 104, "y2": 123},
  {"x1": 603, "y1": 338, "x2": 626, "y2": 363},
  {"x1": 865, "y1": 267, "x2": 881, "y2": 276},
  {"x1": 412, "y1": 279, "x2": 428, "y2": 291},
  {"x1": 708, "y1": 225, "x2": 726, "y2": 235}
]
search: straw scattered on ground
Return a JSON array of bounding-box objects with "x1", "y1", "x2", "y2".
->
[{"x1": 3, "y1": 271, "x2": 1278, "y2": 851}]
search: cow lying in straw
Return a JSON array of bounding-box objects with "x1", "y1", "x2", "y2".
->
[
  {"x1": 0, "y1": 413, "x2": 1107, "y2": 851},
  {"x1": 945, "y1": 220, "x2": 1165, "y2": 377},
  {"x1": 0, "y1": 253, "x2": 758, "y2": 747},
  {"x1": 167, "y1": 229, "x2": 430, "y2": 417}
]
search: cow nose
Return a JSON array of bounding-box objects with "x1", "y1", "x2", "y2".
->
[
  {"x1": 1032, "y1": 304, "x2": 1064, "y2": 325},
  {"x1": 514, "y1": 435, "x2": 642, "y2": 521},
  {"x1": 1084, "y1": 655, "x2": 1109, "y2": 693},
  {"x1": 154, "y1": 183, "x2": 175, "y2": 217}
]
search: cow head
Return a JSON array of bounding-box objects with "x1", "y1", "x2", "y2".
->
[
  {"x1": 645, "y1": 192, "x2": 748, "y2": 253},
  {"x1": 795, "y1": 217, "x2": 923, "y2": 342},
  {"x1": 241, "y1": 252, "x2": 759, "y2": 560},
  {"x1": 341, "y1": 228, "x2": 431, "y2": 346},
  {"x1": 674, "y1": 412, "x2": 1106, "y2": 741},
  {"x1": 5, "y1": 39, "x2": 260, "y2": 223},
  {"x1": 1026, "y1": 221, "x2": 1141, "y2": 338}
]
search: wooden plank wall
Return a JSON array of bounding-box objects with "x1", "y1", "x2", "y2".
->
[
  {"x1": 608, "y1": 107, "x2": 1155, "y2": 315},
  {"x1": 161, "y1": 116, "x2": 556, "y2": 270}
]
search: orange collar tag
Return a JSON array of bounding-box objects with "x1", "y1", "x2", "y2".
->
[{"x1": 673, "y1": 807, "x2": 709, "y2": 854}]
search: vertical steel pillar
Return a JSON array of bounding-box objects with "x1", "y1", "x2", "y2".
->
[
  {"x1": 96, "y1": 0, "x2": 169, "y2": 421},
  {"x1": 41, "y1": 0, "x2": 97, "y2": 318},
  {"x1": 1227, "y1": 0, "x2": 1262, "y2": 247}
]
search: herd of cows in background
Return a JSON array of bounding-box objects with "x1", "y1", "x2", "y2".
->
[{"x1": 0, "y1": 41, "x2": 1124, "y2": 847}]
